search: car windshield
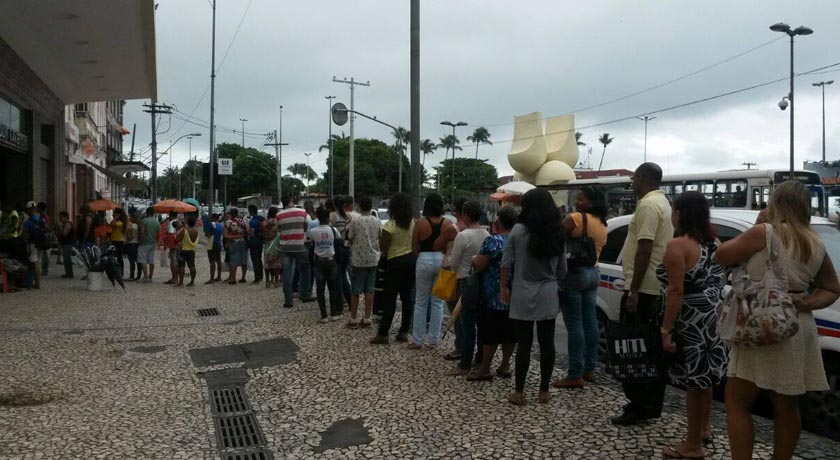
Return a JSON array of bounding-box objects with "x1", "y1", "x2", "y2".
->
[
  {"x1": 813, "y1": 224, "x2": 840, "y2": 272},
  {"x1": 378, "y1": 210, "x2": 389, "y2": 220}
]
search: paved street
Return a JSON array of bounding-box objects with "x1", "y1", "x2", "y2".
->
[{"x1": 1, "y1": 252, "x2": 838, "y2": 460}]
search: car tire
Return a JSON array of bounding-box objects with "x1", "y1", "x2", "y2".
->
[
  {"x1": 800, "y1": 352, "x2": 840, "y2": 442},
  {"x1": 596, "y1": 309, "x2": 608, "y2": 363}
]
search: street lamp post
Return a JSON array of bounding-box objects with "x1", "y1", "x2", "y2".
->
[
  {"x1": 188, "y1": 135, "x2": 197, "y2": 198},
  {"x1": 440, "y1": 120, "x2": 467, "y2": 205},
  {"x1": 635, "y1": 116, "x2": 656, "y2": 163},
  {"x1": 239, "y1": 118, "x2": 247, "y2": 147},
  {"x1": 325, "y1": 95, "x2": 336, "y2": 196},
  {"x1": 813, "y1": 80, "x2": 834, "y2": 163},
  {"x1": 304, "y1": 152, "x2": 312, "y2": 196},
  {"x1": 770, "y1": 22, "x2": 814, "y2": 176}
]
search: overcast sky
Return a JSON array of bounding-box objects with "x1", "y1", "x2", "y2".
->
[{"x1": 124, "y1": 0, "x2": 840, "y2": 181}]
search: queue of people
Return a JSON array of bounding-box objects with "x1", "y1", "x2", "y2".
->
[{"x1": 1, "y1": 160, "x2": 835, "y2": 460}]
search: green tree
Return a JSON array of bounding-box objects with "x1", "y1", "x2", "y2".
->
[
  {"x1": 318, "y1": 132, "x2": 348, "y2": 152},
  {"x1": 466, "y1": 126, "x2": 492, "y2": 160},
  {"x1": 315, "y1": 138, "x2": 410, "y2": 197},
  {"x1": 597, "y1": 133, "x2": 614, "y2": 173},
  {"x1": 223, "y1": 148, "x2": 278, "y2": 203},
  {"x1": 392, "y1": 127, "x2": 411, "y2": 155},
  {"x1": 287, "y1": 163, "x2": 317, "y2": 183},
  {"x1": 433, "y1": 158, "x2": 498, "y2": 204}
]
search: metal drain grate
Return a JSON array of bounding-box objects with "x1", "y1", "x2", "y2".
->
[
  {"x1": 211, "y1": 387, "x2": 251, "y2": 415},
  {"x1": 197, "y1": 308, "x2": 220, "y2": 317},
  {"x1": 214, "y1": 414, "x2": 264, "y2": 449},
  {"x1": 221, "y1": 449, "x2": 275, "y2": 460}
]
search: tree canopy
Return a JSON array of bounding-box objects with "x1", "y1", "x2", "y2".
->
[{"x1": 433, "y1": 158, "x2": 498, "y2": 203}]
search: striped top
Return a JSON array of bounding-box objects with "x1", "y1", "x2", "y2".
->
[{"x1": 276, "y1": 207, "x2": 308, "y2": 252}]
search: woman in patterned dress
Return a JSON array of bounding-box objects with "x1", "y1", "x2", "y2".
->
[
  {"x1": 656, "y1": 191, "x2": 727, "y2": 460},
  {"x1": 262, "y1": 206, "x2": 281, "y2": 288}
]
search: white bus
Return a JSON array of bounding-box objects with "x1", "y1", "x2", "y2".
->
[{"x1": 541, "y1": 169, "x2": 827, "y2": 217}]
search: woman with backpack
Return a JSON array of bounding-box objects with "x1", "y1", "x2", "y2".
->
[
  {"x1": 308, "y1": 206, "x2": 339, "y2": 323},
  {"x1": 554, "y1": 186, "x2": 609, "y2": 389},
  {"x1": 329, "y1": 195, "x2": 354, "y2": 313},
  {"x1": 715, "y1": 181, "x2": 840, "y2": 460}
]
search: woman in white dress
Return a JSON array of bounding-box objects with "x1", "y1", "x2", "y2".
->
[{"x1": 715, "y1": 180, "x2": 840, "y2": 460}]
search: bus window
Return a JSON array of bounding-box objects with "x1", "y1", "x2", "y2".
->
[
  {"x1": 714, "y1": 180, "x2": 748, "y2": 207},
  {"x1": 751, "y1": 186, "x2": 770, "y2": 210}
]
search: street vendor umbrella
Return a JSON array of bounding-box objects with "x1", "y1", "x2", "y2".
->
[
  {"x1": 152, "y1": 199, "x2": 197, "y2": 214},
  {"x1": 183, "y1": 198, "x2": 200, "y2": 210},
  {"x1": 88, "y1": 199, "x2": 119, "y2": 211},
  {"x1": 497, "y1": 181, "x2": 535, "y2": 196}
]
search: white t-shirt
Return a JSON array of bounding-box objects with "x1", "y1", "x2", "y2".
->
[
  {"x1": 450, "y1": 227, "x2": 490, "y2": 279},
  {"x1": 308, "y1": 225, "x2": 335, "y2": 259}
]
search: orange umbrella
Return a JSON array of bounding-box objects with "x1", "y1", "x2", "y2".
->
[
  {"x1": 152, "y1": 199, "x2": 197, "y2": 214},
  {"x1": 88, "y1": 199, "x2": 119, "y2": 211}
]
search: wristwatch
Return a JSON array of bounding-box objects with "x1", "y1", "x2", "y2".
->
[{"x1": 660, "y1": 326, "x2": 672, "y2": 335}]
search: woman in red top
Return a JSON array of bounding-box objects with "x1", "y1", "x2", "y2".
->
[{"x1": 223, "y1": 208, "x2": 248, "y2": 285}]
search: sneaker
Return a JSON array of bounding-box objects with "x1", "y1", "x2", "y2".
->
[
  {"x1": 330, "y1": 314, "x2": 343, "y2": 322},
  {"x1": 406, "y1": 342, "x2": 423, "y2": 350},
  {"x1": 369, "y1": 335, "x2": 389, "y2": 345},
  {"x1": 395, "y1": 333, "x2": 408, "y2": 343},
  {"x1": 320, "y1": 317, "x2": 330, "y2": 324},
  {"x1": 282, "y1": 303, "x2": 294, "y2": 309}
]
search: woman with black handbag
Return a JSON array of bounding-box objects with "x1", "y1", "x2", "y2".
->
[{"x1": 554, "y1": 186, "x2": 608, "y2": 389}]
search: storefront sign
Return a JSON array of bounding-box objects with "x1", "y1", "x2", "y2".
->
[{"x1": 0, "y1": 122, "x2": 27, "y2": 151}]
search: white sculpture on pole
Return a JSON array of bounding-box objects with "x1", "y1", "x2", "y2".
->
[{"x1": 507, "y1": 112, "x2": 578, "y2": 186}]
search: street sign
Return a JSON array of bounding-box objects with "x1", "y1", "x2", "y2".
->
[
  {"x1": 217, "y1": 158, "x2": 233, "y2": 175},
  {"x1": 331, "y1": 102, "x2": 348, "y2": 126}
]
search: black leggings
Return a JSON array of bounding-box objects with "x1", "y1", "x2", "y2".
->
[{"x1": 514, "y1": 318, "x2": 556, "y2": 392}]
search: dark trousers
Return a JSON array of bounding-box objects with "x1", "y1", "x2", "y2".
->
[
  {"x1": 125, "y1": 243, "x2": 139, "y2": 278},
  {"x1": 314, "y1": 256, "x2": 338, "y2": 318},
  {"x1": 619, "y1": 291, "x2": 666, "y2": 418},
  {"x1": 335, "y1": 253, "x2": 352, "y2": 309},
  {"x1": 378, "y1": 254, "x2": 416, "y2": 337},
  {"x1": 249, "y1": 241, "x2": 264, "y2": 281},
  {"x1": 514, "y1": 318, "x2": 556, "y2": 392},
  {"x1": 61, "y1": 244, "x2": 74, "y2": 277},
  {"x1": 458, "y1": 278, "x2": 481, "y2": 369},
  {"x1": 112, "y1": 241, "x2": 125, "y2": 276}
]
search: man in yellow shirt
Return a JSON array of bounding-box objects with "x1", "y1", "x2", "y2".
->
[{"x1": 612, "y1": 162, "x2": 674, "y2": 426}]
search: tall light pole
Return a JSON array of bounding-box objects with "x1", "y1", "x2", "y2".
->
[
  {"x1": 325, "y1": 95, "x2": 336, "y2": 197},
  {"x1": 304, "y1": 152, "x2": 312, "y2": 196},
  {"x1": 410, "y1": 0, "x2": 421, "y2": 213},
  {"x1": 635, "y1": 116, "x2": 656, "y2": 163},
  {"x1": 770, "y1": 22, "x2": 814, "y2": 176},
  {"x1": 813, "y1": 80, "x2": 834, "y2": 163},
  {"x1": 333, "y1": 76, "x2": 370, "y2": 196},
  {"x1": 208, "y1": 0, "x2": 217, "y2": 213},
  {"x1": 188, "y1": 134, "x2": 197, "y2": 198},
  {"x1": 239, "y1": 118, "x2": 247, "y2": 147},
  {"x1": 441, "y1": 120, "x2": 467, "y2": 205}
]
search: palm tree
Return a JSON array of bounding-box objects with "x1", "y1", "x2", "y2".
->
[
  {"x1": 318, "y1": 131, "x2": 348, "y2": 152},
  {"x1": 438, "y1": 134, "x2": 462, "y2": 201},
  {"x1": 466, "y1": 126, "x2": 492, "y2": 160},
  {"x1": 575, "y1": 131, "x2": 586, "y2": 147},
  {"x1": 420, "y1": 138, "x2": 436, "y2": 169},
  {"x1": 597, "y1": 133, "x2": 614, "y2": 174},
  {"x1": 392, "y1": 127, "x2": 410, "y2": 152}
]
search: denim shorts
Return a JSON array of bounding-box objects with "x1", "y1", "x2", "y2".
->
[{"x1": 351, "y1": 266, "x2": 377, "y2": 295}]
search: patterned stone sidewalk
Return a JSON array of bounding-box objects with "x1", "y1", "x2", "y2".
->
[{"x1": 0, "y1": 256, "x2": 838, "y2": 459}]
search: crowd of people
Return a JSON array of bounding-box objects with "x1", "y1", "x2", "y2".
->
[{"x1": 0, "y1": 161, "x2": 837, "y2": 460}]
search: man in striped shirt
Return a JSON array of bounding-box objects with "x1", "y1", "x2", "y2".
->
[{"x1": 277, "y1": 194, "x2": 312, "y2": 308}]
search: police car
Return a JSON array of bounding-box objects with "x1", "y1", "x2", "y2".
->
[{"x1": 595, "y1": 209, "x2": 840, "y2": 440}]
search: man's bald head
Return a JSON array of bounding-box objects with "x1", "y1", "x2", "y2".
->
[{"x1": 635, "y1": 162, "x2": 663, "y2": 186}]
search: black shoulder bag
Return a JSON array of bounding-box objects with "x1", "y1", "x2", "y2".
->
[{"x1": 566, "y1": 212, "x2": 597, "y2": 268}]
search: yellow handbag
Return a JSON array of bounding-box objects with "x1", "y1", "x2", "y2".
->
[{"x1": 432, "y1": 268, "x2": 458, "y2": 302}]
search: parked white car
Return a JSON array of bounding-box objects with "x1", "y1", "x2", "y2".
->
[{"x1": 595, "y1": 209, "x2": 840, "y2": 440}]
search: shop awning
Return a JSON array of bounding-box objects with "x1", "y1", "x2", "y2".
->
[
  {"x1": 0, "y1": 0, "x2": 157, "y2": 103},
  {"x1": 85, "y1": 160, "x2": 146, "y2": 191},
  {"x1": 108, "y1": 161, "x2": 149, "y2": 176}
]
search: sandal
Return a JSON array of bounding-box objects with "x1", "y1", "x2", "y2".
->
[
  {"x1": 443, "y1": 351, "x2": 462, "y2": 361},
  {"x1": 662, "y1": 445, "x2": 704, "y2": 460},
  {"x1": 346, "y1": 321, "x2": 360, "y2": 330},
  {"x1": 359, "y1": 320, "x2": 372, "y2": 328},
  {"x1": 508, "y1": 392, "x2": 526, "y2": 406},
  {"x1": 537, "y1": 391, "x2": 550, "y2": 404}
]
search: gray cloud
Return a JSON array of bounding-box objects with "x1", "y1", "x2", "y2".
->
[{"x1": 125, "y1": 0, "x2": 840, "y2": 182}]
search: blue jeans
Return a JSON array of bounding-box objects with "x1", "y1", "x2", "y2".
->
[
  {"x1": 413, "y1": 252, "x2": 444, "y2": 345},
  {"x1": 560, "y1": 266, "x2": 600, "y2": 379},
  {"x1": 282, "y1": 251, "x2": 311, "y2": 307}
]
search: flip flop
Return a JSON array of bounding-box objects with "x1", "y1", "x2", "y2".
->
[{"x1": 662, "y1": 446, "x2": 704, "y2": 460}]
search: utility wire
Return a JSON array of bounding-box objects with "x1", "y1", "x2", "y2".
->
[
  {"x1": 460, "y1": 61, "x2": 840, "y2": 148},
  {"x1": 216, "y1": 0, "x2": 253, "y2": 72},
  {"x1": 477, "y1": 36, "x2": 786, "y2": 128}
]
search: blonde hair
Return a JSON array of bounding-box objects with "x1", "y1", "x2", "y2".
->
[{"x1": 767, "y1": 180, "x2": 819, "y2": 264}]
